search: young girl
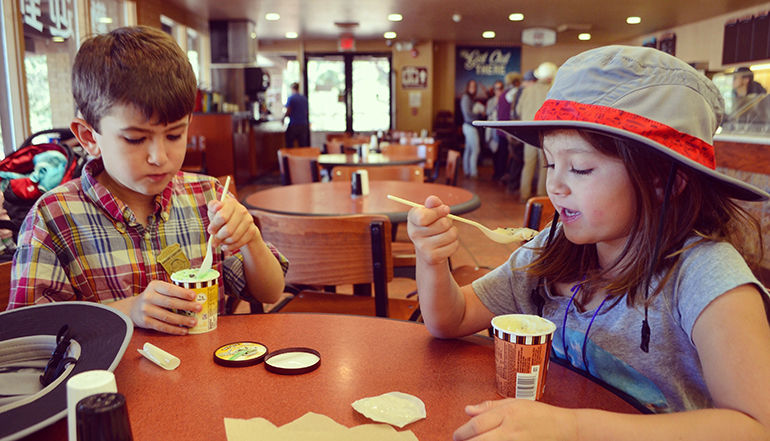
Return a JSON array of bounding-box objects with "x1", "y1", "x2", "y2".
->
[{"x1": 408, "y1": 46, "x2": 770, "y2": 440}]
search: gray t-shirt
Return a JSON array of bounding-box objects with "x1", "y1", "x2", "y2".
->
[{"x1": 473, "y1": 227, "x2": 769, "y2": 413}]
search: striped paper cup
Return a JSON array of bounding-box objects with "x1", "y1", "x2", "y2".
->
[
  {"x1": 170, "y1": 269, "x2": 220, "y2": 334},
  {"x1": 491, "y1": 314, "x2": 556, "y2": 400}
]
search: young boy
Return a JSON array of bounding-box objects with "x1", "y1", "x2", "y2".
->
[{"x1": 7, "y1": 26, "x2": 287, "y2": 335}]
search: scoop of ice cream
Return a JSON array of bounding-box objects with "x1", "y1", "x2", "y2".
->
[
  {"x1": 171, "y1": 268, "x2": 218, "y2": 282},
  {"x1": 493, "y1": 314, "x2": 555, "y2": 335}
]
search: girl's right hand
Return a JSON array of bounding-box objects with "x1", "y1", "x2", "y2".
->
[
  {"x1": 119, "y1": 280, "x2": 201, "y2": 335},
  {"x1": 406, "y1": 195, "x2": 460, "y2": 266}
]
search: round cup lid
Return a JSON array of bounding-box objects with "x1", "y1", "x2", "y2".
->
[
  {"x1": 264, "y1": 347, "x2": 321, "y2": 375},
  {"x1": 213, "y1": 341, "x2": 268, "y2": 367}
]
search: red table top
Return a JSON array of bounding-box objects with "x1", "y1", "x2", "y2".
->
[
  {"x1": 23, "y1": 313, "x2": 643, "y2": 441},
  {"x1": 243, "y1": 181, "x2": 481, "y2": 224}
]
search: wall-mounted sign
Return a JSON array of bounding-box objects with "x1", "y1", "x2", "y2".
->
[
  {"x1": 455, "y1": 45, "x2": 521, "y2": 98},
  {"x1": 401, "y1": 66, "x2": 428, "y2": 89},
  {"x1": 521, "y1": 28, "x2": 557, "y2": 47},
  {"x1": 20, "y1": 0, "x2": 74, "y2": 40}
]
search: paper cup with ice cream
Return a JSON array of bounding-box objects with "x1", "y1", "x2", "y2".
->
[
  {"x1": 170, "y1": 268, "x2": 220, "y2": 334},
  {"x1": 491, "y1": 314, "x2": 556, "y2": 400}
]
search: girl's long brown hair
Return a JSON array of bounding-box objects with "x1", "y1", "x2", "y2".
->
[{"x1": 525, "y1": 130, "x2": 763, "y2": 308}]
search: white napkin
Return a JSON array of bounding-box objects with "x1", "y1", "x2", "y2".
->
[{"x1": 351, "y1": 392, "x2": 426, "y2": 428}]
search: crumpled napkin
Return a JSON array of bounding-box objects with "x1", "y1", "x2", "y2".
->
[
  {"x1": 224, "y1": 412, "x2": 417, "y2": 441},
  {"x1": 351, "y1": 392, "x2": 426, "y2": 428}
]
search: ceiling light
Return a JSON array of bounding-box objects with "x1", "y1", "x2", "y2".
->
[
  {"x1": 384, "y1": 32, "x2": 397, "y2": 39},
  {"x1": 509, "y1": 13, "x2": 524, "y2": 21},
  {"x1": 285, "y1": 32, "x2": 298, "y2": 39},
  {"x1": 98, "y1": 17, "x2": 113, "y2": 24},
  {"x1": 388, "y1": 14, "x2": 402, "y2": 22},
  {"x1": 626, "y1": 16, "x2": 641, "y2": 25},
  {"x1": 265, "y1": 13, "x2": 280, "y2": 21},
  {"x1": 578, "y1": 33, "x2": 591, "y2": 41},
  {"x1": 52, "y1": 36, "x2": 65, "y2": 42},
  {"x1": 452, "y1": 14, "x2": 462, "y2": 23},
  {"x1": 749, "y1": 63, "x2": 770, "y2": 71},
  {"x1": 482, "y1": 31, "x2": 496, "y2": 39}
]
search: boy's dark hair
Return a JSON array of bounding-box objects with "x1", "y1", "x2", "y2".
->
[
  {"x1": 525, "y1": 129, "x2": 763, "y2": 309},
  {"x1": 72, "y1": 26, "x2": 197, "y2": 132}
]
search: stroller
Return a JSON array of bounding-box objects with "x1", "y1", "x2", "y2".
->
[{"x1": 0, "y1": 128, "x2": 87, "y2": 261}]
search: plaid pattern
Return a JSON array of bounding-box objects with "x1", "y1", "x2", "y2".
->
[{"x1": 7, "y1": 158, "x2": 288, "y2": 312}]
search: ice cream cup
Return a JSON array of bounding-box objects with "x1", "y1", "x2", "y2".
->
[
  {"x1": 491, "y1": 314, "x2": 556, "y2": 400},
  {"x1": 170, "y1": 268, "x2": 220, "y2": 334}
]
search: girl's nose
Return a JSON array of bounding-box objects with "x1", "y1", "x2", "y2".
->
[{"x1": 546, "y1": 168, "x2": 569, "y2": 196}]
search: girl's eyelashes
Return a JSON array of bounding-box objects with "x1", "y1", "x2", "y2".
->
[{"x1": 571, "y1": 167, "x2": 593, "y2": 175}]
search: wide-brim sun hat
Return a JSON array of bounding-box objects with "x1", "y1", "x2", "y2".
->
[
  {"x1": 476, "y1": 45, "x2": 769, "y2": 202},
  {"x1": 0, "y1": 302, "x2": 133, "y2": 440}
]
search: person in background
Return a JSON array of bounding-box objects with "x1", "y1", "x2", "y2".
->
[
  {"x1": 8, "y1": 26, "x2": 288, "y2": 335},
  {"x1": 732, "y1": 66, "x2": 767, "y2": 97},
  {"x1": 485, "y1": 80, "x2": 504, "y2": 179},
  {"x1": 492, "y1": 72, "x2": 521, "y2": 184},
  {"x1": 516, "y1": 62, "x2": 557, "y2": 203},
  {"x1": 407, "y1": 45, "x2": 770, "y2": 440},
  {"x1": 283, "y1": 82, "x2": 310, "y2": 148},
  {"x1": 502, "y1": 69, "x2": 535, "y2": 194},
  {"x1": 460, "y1": 79, "x2": 484, "y2": 179}
]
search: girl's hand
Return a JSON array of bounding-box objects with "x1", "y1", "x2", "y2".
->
[
  {"x1": 453, "y1": 399, "x2": 577, "y2": 441},
  {"x1": 119, "y1": 280, "x2": 200, "y2": 335},
  {"x1": 206, "y1": 197, "x2": 260, "y2": 252},
  {"x1": 406, "y1": 195, "x2": 460, "y2": 266}
]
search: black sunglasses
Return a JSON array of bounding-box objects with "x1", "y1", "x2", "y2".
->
[{"x1": 40, "y1": 324, "x2": 77, "y2": 387}]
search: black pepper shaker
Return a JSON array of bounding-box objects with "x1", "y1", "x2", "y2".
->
[{"x1": 76, "y1": 392, "x2": 134, "y2": 441}]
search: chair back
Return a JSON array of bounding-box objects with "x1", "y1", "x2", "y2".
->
[
  {"x1": 330, "y1": 165, "x2": 424, "y2": 183},
  {"x1": 0, "y1": 261, "x2": 12, "y2": 310},
  {"x1": 252, "y1": 211, "x2": 394, "y2": 318},
  {"x1": 325, "y1": 139, "x2": 344, "y2": 154},
  {"x1": 524, "y1": 196, "x2": 556, "y2": 231},
  {"x1": 445, "y1": 149, "x2": 461, "y2": 186},
  {"x1": 277, "y1": 147, "x2": 322, "y2": 185}
]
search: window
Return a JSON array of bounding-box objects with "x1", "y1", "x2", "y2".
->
[
  {"x1": 90, "y1": 0, "x2": 128, "y2": 35},
  {"x1": 187, "y1": 28, "x2": 201, "y2": 84}
]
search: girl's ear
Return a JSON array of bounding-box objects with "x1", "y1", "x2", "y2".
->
[
  {"x1": 654, "y1": 170, "x2": 689, "y2": 200},
  {"x1": 70, "y1": 118, "x2": 100, "y2": 157}
]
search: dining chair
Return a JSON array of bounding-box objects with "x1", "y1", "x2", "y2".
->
[
  {"x1": 251, "y1": 210, "x2": 420, "y2": 320},
  {"x1": 181, "y1": 135, "x2": 206, "y2": 174},
  {"x1": 445, "y1": 149, "x2": 461, "y2": 186},
  {"x1": 330, "y1": 165, "x2": 424, "y2": 182},
  {"x1": 277, "y1": 147, "x2": 322, "y2": 185},
  {"x1": 524, "y1": 196, "x2": 556, "y2": 231},
  {"x1": 0, "y1": 261, "x2": 12, "y2": 310}
]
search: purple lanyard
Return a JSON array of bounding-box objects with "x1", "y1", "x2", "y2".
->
[{"x1": 561, "y1": 281, "x2": 610, "y2": 373}]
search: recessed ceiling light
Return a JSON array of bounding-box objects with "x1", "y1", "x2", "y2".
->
[
  {"x1": 266, "y1": 13, "x2": 280, "y2": 21},
  {"x1": 99, "y1": 17, "x2": 113, "y2": 24},
  {"x1": 52, "y1": 36, "x2": 65, "y2": 42},
  {"x1": 509, "y1": 13, "x2": 524, "y2": 21},
  {"x1": 482, "y1": 31, "x2": 496, "y2": 39},
  {"x1": 578, "y1": 33, "x2": 591, "y2": 41},
  {"x1": 452, "y1": 14, "x2": 462, "y2": 23},
  {"x1": 285, "y1": 32, "x2": 298, "y2": 39},
  {"x1": 384, "y1": 32, "x2": 397, "y2": 39},
  {"x1": 388, "y1": 14, "x2": 402, "y2": 22},
  {"x1": 627, "y1": 16, "x2": 641, "y2": 24}
]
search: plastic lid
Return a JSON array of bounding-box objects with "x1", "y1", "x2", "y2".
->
[
  {"x1": 213, "y1": 342, "x2": 268, "y2": 367},
  {"x1": 264, "y1": 347, "x2": 321, "y2": 375}
]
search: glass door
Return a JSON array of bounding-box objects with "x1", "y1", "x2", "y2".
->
[{"x1": 306, "y1": 53, "x2": 391, "y2": 134}]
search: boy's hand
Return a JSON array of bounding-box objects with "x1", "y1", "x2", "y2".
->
[
  {"x1": 406, "y1": 195, "x2": 460, "y2": 266},
  {"x1": 206, "y1": 197, "x2": 260, "y2": 252},
  {"x1": 127, "y1": 280, "x2": 200, "y2": 335}
]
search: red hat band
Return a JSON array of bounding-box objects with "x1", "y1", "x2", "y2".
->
[{"x1": 535, "y1": 99, "x2": 716, "y2": 170}]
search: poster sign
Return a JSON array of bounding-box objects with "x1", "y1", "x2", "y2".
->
[
  {"x1": 455, "y1": 45, "x2": 521, "y2": 99},
  {"x1": 20, "y1": 0, "x2": 75, "y2": 40},
  {"x1": 401, "y1": 66, "x2": 428, "y2": 89}
]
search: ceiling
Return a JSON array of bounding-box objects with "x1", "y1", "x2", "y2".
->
[{"x1": 171, "y1": 0, "x2": 770, "y2": 46}]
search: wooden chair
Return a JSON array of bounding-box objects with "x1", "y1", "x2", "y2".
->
[
  {"x1": 524, "y1": 196, "x2": 556, "y2": 231},
  {"x1": 445, "y1": 149, "x2": 461, "y2": 186},
  {"x1": 277, "y1": 147, "x2": 322, "y2": 185},
  {"x1": 251, "y1": 211, "x2": 419, "y2": 320},
  {"x1": 330, "y1": 165, "x2": 424, "y2": 182},
  {"x1": 181, "y1": 135, "x2": 206, "y2": 173},
  {"x1": 0, "y1": 261, "x2": 12, "y2": 310}
]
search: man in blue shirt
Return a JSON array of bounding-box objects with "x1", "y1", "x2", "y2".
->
[{"x1": 283, "y1": 82, "x2": 310, "y2": 148}]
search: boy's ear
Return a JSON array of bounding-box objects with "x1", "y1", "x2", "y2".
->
[{"x1": 70, "y1": 118, "x2": 100, "y2": 157}]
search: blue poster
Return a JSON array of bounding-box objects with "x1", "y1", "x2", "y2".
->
[{"x1": 455, "y1": 45, "x2": 522, "y2": 100}]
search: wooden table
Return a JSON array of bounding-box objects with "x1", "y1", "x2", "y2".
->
[
  {"x1": 24, "y1": 314, "x2": 644, "y2": 441},
  {"x1": 243, "y1": 181, "x2": 481, "y2": 224}
]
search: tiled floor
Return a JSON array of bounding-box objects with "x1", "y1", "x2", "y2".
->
[{"x1": 238, "y1": 160, "x2": 530, "y2": 301}]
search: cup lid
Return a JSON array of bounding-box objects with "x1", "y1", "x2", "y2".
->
[
  {"x1": 264, "y1": 347, "x2": 321, "y2": 375},
  {"x1": 213, "y1": 341, "x2": 268, "y2": 367}
]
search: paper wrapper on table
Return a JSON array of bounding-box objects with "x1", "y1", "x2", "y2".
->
[
  {"x1": 491, "y1": 314, "x2": 556, "y2": 400},
  {"x1": 351, "y1": 391, "x2": 426, "y2": 428},
  {"x1": 224, "y1": 412, "x2": 418, "y2": 441}
]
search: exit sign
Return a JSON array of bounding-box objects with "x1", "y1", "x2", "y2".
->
[{"x1": 338, "y1": 34, "x2": 355, "y2": 51}]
